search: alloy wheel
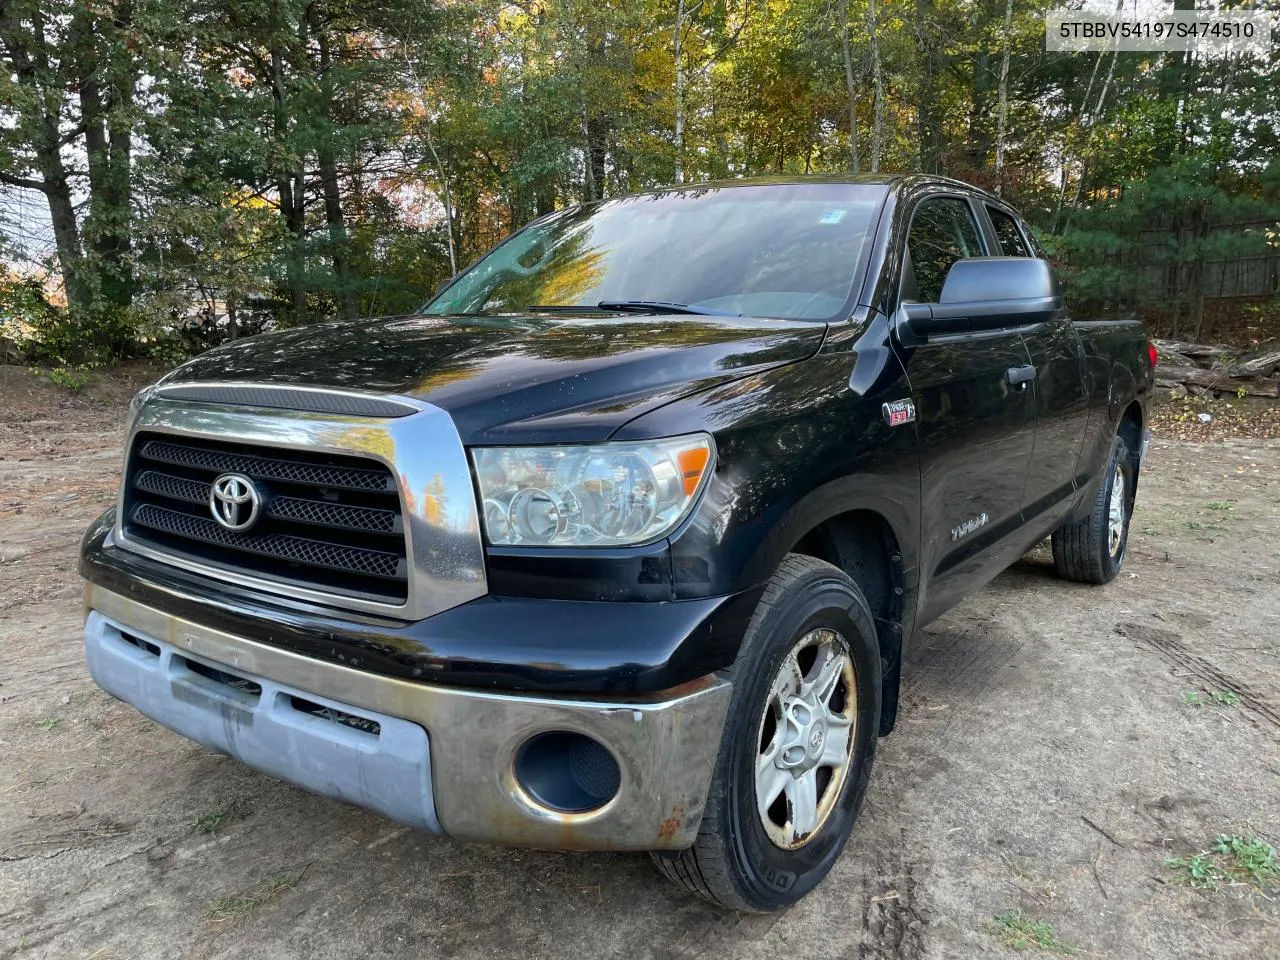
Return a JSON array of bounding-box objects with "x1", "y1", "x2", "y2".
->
[{"x1": 754, "y1": 627, "x2": 857, "y2": 849}]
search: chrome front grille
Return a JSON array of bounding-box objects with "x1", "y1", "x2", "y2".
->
[
  {"x1": 122, "y1": 432, "x2": 408, "y2": 602},
  {"x1": 116, "y1": 390, "x2": 488, "y2": 620}
]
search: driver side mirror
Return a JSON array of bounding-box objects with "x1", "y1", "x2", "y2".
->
[{"x1": 897, "y1": 257, "x2": 1063, "y2": 339}]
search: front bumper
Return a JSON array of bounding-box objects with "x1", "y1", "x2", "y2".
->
[{"x1": 84, "y1": 583, "x2": 731, "y2": 850}]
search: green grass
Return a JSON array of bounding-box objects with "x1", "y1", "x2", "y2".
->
[
  {"x1": 35, "y1": 716, "x2": 59, "y2": 730},
  {"x1": 1206, "y1": 501, "x2": 1233, "y2": 511},
  {"x1": 203, "y1": 873, "x2": 300, "y2": 923},
  {"x1": 1179, "y1": 689, "x2": 1239, "y2": 708},
  {"x1": 989, "y1": 910, "x2": 1077, "y2": 954},
  {"x1": 190, "y1": 810, "x2": 230, "y2": 836},
  {"x1": 1165, "y1": 835, "x2": 1280, "y2": 891}
]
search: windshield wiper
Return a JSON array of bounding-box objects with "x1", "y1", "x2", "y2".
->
[
  {"x1": 525, "y1": 300, "x2": 741, "y2": 317},
  {"x1": 596, "y1": 300, "x2": 741, "y2": 316}
]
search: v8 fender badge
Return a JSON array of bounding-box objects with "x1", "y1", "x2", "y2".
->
[
  {"x1": 882, "y1": 399, "x2": 916, "y2": 427},
  {"x1": 951, "y1": 512, "x2": 989, "y2": 541}
]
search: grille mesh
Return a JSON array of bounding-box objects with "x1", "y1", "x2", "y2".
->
[
  {"x1": 269, "y1": 496, "x2": 396, "y2": 533},
  {"x1": 131, "y1": 503, "x2": 402, "y2": 579},
  {"x1": 123, "y1": 432, "x2": 407, "y2": 601},
  {"x1": 139, "y1": 440, "x2": 391, "y2": 492},
  {"x1": 134, "y1": 470, "x2": 206, "y2": 504},
  {"x1": 134, "y1": 470, "x2": 397, "y2": 533}
]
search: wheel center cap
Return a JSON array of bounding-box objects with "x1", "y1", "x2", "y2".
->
[
  {"x1": 808, "y1": 724, "x2": 826, "y2": 756},
  {"x1": 778, "y1": 694, "x2": 828, "y2": 771}
]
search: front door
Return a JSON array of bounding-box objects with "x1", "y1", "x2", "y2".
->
[{"x1": 893, "y1": 194, "x2": 1038, "y2": 623}]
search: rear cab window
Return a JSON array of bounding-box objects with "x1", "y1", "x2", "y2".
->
[{"x1": 986, "y1": 205, "x2": 1031, "y2": 257}]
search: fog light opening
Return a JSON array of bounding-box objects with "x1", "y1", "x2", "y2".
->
[{"x1": 514, "y1": 731, "x2": 621, "y2": 813}]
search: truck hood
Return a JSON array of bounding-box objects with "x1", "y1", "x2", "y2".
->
[{"x1": 160, "y1": 312, "x2": 827, "y2": 443}]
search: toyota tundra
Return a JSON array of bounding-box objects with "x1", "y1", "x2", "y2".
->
[{"x1": 80, "y1": 175, "x2": 1152, "y2": 911}]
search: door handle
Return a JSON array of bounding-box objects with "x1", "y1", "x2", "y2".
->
[{"x1": 1005, "y1": 365, "x2": 1037, "y2": 389}]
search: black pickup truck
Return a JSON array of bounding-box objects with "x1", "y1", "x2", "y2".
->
[{"x1": 80, "y1": 175, "x2": 1152, "y2": 911}]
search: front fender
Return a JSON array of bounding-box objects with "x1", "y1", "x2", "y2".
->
[{"x1": 616, "y1": 352, "x2": 921, "y2": 600}]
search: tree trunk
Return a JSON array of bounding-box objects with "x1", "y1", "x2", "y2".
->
[
  {"x1": 1065, "y1": 38, "x2": 1119, "y2": 224},
  {"x1": 582, "y1": 100, "x2": 597, "y2": 201},
  {"x1": 318, "y1": 149, "x2": 354, "y2": 318},
  {"x1": 1064, "y1": 0, "x2": 1123, "y2": 225},
  {"x1": 993, "y1": 0, "x2": 1013, "y2": 194},
  {"x1": 291, "y1": 163, "x2": 307, "y2": 323},
  {"x1": 423, "y1": 121, "x2": 457, "y2": 275},
  {"x1": 839, "y1": 0, "x2": 860, "y2": 173},
  {"x1": 869, "y1": 0, "x2": 883, "y2": 172},
  {"x1": 42, "y1": 162, "x2": 92, "y2": 320},
  {"x1": 269, "y1": 5, "x2": 306, "y2": 325},
  {"x1": 312, "y1": 10, "x2": 355, "y2": 320},
  {"x1": 967, "y1": 44, "x2": 992, "y2": 166},
  {"x1": 0, "y1": 7, "x2": 94, "y2": 322},
  {"x1": 674, "y1": 0, "x2": 685, "y2": 183},
  {"x1": 105, "y1": 0, "x2": 134, "y2": 322},
  {"x1": 587, "y1": 115, "x2": 608, "y2": 200},
  {"x1": 71, "y1": 2, "x2": 135, "y2": 331},
  {"x1": 916, "y1": 0, "x2": 941, "y2": 172}
]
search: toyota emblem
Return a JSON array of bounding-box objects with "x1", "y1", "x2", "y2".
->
[{"x1": 209, "y1": 473, "x2": 261, "y2": 532}]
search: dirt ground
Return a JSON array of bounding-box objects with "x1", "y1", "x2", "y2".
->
[{"x1": 2, "y1": 364, "x2": 1277, "y2": 960}]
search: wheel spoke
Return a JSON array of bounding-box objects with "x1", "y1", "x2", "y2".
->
[
  {"x1": 820, "y1": 716, "x2": 852, "y2": 767},
  {"x1": 809, "y1": 647, "x2": 846, "y2": 707},
  {"x1": 755, "y1": 751, "x2": 789, "y2": 821},
  {"x1": 772, "y1": 650, "x2": 803, "y2": 702},
  {"x1": 786, "y1": 769, "x2": 820, "y2": 840}
]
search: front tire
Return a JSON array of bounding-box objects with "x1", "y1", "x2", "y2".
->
[
  {"x1": 651, "y1": 554, "x2": 881, "y2": 912},
  {"x1": 1051, "y1": 435, "x2": 1134, "y2": 584}
]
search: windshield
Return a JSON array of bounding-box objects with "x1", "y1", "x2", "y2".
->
[{"x1": 423, "y1": 182, "x2": 887, "y2": 321}]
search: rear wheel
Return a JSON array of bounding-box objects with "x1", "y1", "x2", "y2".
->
[
  {"x1": 1051, "y1": 435, "x2": 1133, "y2": 584},
  {"x1": 651, "y1": 554, "x2": 881, "y2": 912}
]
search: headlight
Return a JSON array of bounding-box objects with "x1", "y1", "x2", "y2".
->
[{"x1": 471, "y1": 434, "x2": 715, "y2": 547}]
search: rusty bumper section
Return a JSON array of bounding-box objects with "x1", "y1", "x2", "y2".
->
[{"x1": 84, "y1": 583, "x2": 731, "y2": 850}]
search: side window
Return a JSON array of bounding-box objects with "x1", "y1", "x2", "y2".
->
[
  {"x1": 987, "y1": 206, "x2": 1031, "y2": 257},
  {"x1": 903, "y1": 198, "x2": 984, "y2": 303},
  {"x1": 1021, "y1": 219, "x2": 1050, "y2": 260}
]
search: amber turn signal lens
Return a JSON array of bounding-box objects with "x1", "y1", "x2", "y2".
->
[{"x1": 677, "y1": 445, "x2": 711, "y2": 496}]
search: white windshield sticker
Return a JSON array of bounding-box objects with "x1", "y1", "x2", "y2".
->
[{"x1": 819, "y1": 209, "x2": 847, "y2": 224}]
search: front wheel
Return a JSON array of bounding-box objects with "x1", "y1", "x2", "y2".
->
[
  {"x1": 1051, "y1": 435, "x2": 1134, "y2": 584},
  {"x1": 651, "y1": 554, "x2": 881, "y2": 912}
]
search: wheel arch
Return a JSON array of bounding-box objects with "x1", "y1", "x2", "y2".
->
[
  {"x1": 1117, "y1": 399, "x2": 1144, "y2": 479},
  {"x1": 786, "y1": 506, "x2": 912, "y2": 737}
]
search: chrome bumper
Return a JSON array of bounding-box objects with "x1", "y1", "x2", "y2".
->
[{"x1": 83, "y1": 583, "x2": 731, "y2": 850}]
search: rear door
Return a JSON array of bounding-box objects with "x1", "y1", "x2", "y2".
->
[
  {"x1": 981, "y1": 204, "x2": 1090, "y2": 529},
  {"x1": 894, "y1": 193, "x2": 1038, "y2": 623}
]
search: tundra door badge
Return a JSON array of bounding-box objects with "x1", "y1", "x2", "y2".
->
[{"x1": 882, "y1": 399, "x2": 916, "y2": 427}]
